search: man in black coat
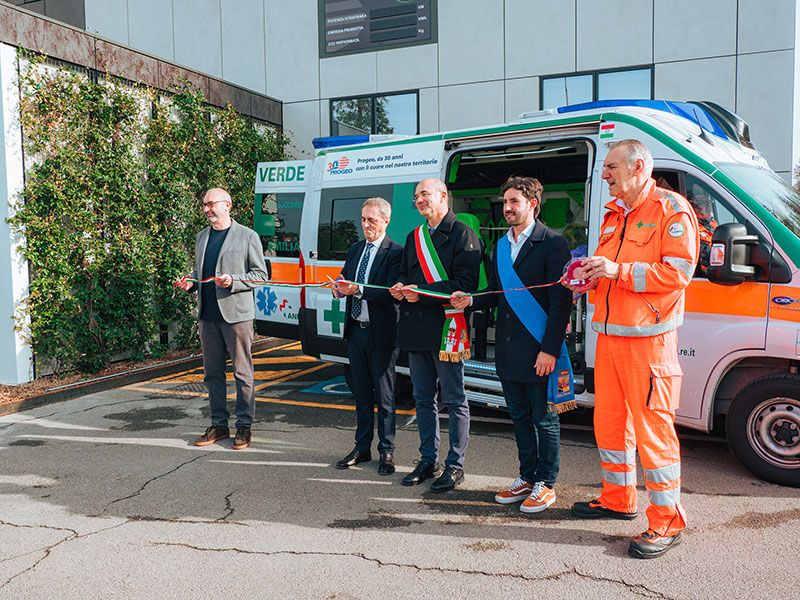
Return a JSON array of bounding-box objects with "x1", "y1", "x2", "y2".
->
[
  {"x1": 390, "y1": 178, "x2": 481, "y2": 492},
  {"x1": 333, "y1": 197, "x2": 403, "y2": 475},
  {"x1": 452, "y1": 176, "x2": 572, "y2": 513}
]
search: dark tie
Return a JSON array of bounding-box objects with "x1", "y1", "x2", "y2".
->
[{"x1": 351, "y1": 243, "x2": 373, "y2": 319}]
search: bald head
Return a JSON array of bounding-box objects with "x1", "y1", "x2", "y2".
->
[
  {"x1": 202, "y1": 187, "x2": 233, "y2": 230},
  {"x1": 414, "y1": 178, "x2": 450, "y2": 227}
]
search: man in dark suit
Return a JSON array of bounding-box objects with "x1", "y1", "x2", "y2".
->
[
  {"x1": 332, "y1": 197, "x2": 403, "y2": 475},
  {"x1": 452, "y1": 176, "x2": 572, "y2": 513},
  {"x1": 174, "y1": 187, "x2": 270, "y2": 451},
  {"x1": 390, "y1": 179, "x2": 481, "y2": 492}
]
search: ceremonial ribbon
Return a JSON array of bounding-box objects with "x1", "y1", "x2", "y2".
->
[{"x1": 175, "y1": 274, "x2": 567, "y2": 297}]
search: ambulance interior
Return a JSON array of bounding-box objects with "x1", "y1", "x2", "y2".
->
[{"x1": 445, "y1": 140, "x2": 592, "y2": 390}]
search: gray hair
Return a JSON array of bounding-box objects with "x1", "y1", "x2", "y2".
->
[
  {"x1": 608, "y1": 139, "x2": 653, "y2": 176},
  {"x1": 362, "y1": 196, "x2": 391, "y2": 220}
]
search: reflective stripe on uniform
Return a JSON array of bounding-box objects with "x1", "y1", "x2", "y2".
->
[
  {"x1": 661, "y1": 192, "x2": 686, "y2": 215},
  {"x1": 644, "y1": 462, "x2": 681, "y2": 484},
  {"x1": 602, "y1": 467, "x2": 637, "y2": 486},
  {"x1": 598, "y1": 447, "x2": 636, "y2": 465},
  {"x1": 648, "y1": 487, "x2": 681, "y2": 507},
  {"x1": 663, "y1": 256, "x2": 694, "y2": 280},
  {"x1": 633, "y1": 262, "x2": 648, "y2": 292},
  {"x1": 592, "y1": 314, "x2": 683, "y2": 337}
]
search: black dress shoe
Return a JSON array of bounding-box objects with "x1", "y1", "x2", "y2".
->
[
  {"x1": 378, "y1": 453, "x2": 395, "y2": 476},
  {"x1": 401, "y1": 461, "x2": 440, "y2": 486},
  {"x1": 335, "y1": 449, "x2": 371, "y2": 469},
  {"x1": 572, "y1": 498, "x2": 638, "y2": 520},
  {"x1": 430, "y1": 466, "x2": 464, "y2": 493}
]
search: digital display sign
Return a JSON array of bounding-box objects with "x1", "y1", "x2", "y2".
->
[{"x1": 320, "y1": 0, "x2": 436, "y2": 57}]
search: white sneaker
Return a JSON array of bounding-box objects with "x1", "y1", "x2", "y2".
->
[{"x1": 494, "y1": 477, "x2": 533, "y2": 504}]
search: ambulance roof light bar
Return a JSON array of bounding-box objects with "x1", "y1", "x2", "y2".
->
[
  {"x1": 312, "y1": 134, "x2": 412, "y2": 150},
  {"x1": 554, "y1": 99, "x2": 754, "y2": 149}
]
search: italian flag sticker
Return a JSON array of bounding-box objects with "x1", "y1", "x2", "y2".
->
[{"x1": 600, "y1": 123, "x2": 615, "y2": 139}]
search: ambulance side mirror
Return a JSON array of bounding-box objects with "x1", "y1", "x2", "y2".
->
[{"x1": 707, "y1": 223, "x2": 758, "y2": 285}]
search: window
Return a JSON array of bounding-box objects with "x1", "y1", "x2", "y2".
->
[
  {"x1": 654, "y1": 169, "x2": 747, "y2": 278},
  {"x1": 684, "y1": 175, "x2": 746, "y2": 278},
  {"x1": 318, "y1": 185, "x2": 394, "y2": 260},
  {"x1": 541, "y1": 75, "x2": 592, "y2": 109},
  {"x1": 541, "y1": 67, "x2": 652, "y2": 109},
  {"x1": 330, "y1": 92, "x2": 418, "y2": 136},
  {"x1": 598, "y1": 69, "x2": 652, "y2": 101},
  {"x1": 255, "y1": 192, "x2": 303, "y2": 258}
]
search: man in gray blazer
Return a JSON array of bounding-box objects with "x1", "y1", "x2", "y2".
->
[{"x1": 174, "y1": 187, "x2": 270, "y2": 450}]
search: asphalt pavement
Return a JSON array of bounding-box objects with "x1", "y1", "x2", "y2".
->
[{"x1": 0, "y1": 338, "x2": 797, "y2": 599}]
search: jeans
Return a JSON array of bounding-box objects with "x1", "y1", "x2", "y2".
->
[
  {"x1": 408, "y1": 350, "x2": 470, "y2": 469},
  {"x1": 501, "y1": 379, "x2": 560, "y2": 487}
]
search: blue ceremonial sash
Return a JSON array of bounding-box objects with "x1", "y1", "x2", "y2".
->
[{"x1": 497, "y1": 235, "x2": 575, "y2": 410}]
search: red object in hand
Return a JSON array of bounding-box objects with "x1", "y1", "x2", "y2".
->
[{"x1": 563, "y1": 258, "x2": 597, "y2": 293}]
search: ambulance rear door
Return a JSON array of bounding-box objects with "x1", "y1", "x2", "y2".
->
[{"x1": 253, "y1": 160, "x2": 310, "y2": 341}]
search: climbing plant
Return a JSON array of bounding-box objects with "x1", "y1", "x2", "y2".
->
[{"x1": 10, "y1": 54, "x2": 288, "y2": 374}]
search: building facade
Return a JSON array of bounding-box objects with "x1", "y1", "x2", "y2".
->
[
  {"x1": 1, "y1": 0, "x2": 799, "y2": 384},
  {"x1": 41, "y1": 0, "x2": 800, "y2": 180}
]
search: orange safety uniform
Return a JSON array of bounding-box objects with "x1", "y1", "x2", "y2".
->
[{"x1": 592, "y1": 177, "x2": 699, "y2": 536}]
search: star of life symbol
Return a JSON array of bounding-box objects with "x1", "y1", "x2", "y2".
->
[{"x1": 256, "y1": 287, "x2": 278, "y2": 316}]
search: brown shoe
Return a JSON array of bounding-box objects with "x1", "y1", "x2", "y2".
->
[
  {"x1": 232, "y1": 426, "x2": 251, "y2": 450},
  {"x1": 193, "y1": 426, "x2": 229, "y2": 447}
]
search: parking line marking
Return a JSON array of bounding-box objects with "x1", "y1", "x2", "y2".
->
[
  {"x1": 253, "y1": 363, "x2": 331, "y2": 390},
  {"x1": 254, "y1": 396, "x2": 416, "y2": 416},
  {"x1": 308, "y1": 478, "x2": 393, "y2": 485},
  {"x1": 253, "y1": 355, "x2": 316, "y2": 365},
  {"x1": 372, "y1": 497, "x2": 499, "y2": 507},
  {"x1": 208, "y1": 460, "x2": 330, "y2": 467},
  {"x1": 150, "y1": 340, "x2": 302, "y2": 383}
]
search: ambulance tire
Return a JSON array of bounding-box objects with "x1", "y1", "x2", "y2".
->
[{"x1": 727, "y1": 374, "x2": 800, "y2": 488}]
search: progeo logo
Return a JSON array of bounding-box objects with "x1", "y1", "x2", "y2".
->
[{"x1": 327, "y1": 156, "x2": 352, "y2": 175}]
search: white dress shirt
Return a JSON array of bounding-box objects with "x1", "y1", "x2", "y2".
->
[
  {"x1": 507, "y1": 219, "x2": 536, "y2": 263},
  {"x1": 354, "y1": 234, "x2": 385, "y2": 322}
]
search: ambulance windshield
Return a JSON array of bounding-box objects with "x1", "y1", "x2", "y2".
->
[{"x1": 718, "y1": 164, "x2": 800, "y2": 238}]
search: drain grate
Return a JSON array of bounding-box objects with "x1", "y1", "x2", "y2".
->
[{"x1": 169, "y1": 382, "x2": 207, "y2": 393}]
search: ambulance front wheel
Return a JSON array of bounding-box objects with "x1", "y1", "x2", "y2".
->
[{"x1": 727, "y1": 374, "x2": 800, "y2": 488}]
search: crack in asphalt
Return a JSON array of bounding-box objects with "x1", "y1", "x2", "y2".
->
[
  {"x1": 217, "y1": 490, "x2": 237, "y2": 522},
  {"x1": 149, "y1": 542, "x2": 672, "y2": 597},
  {"x1": 126, "y1": 514, "x2": 249, "y2": 527},
  {"x1": 0, "y1": 520, "x2": 129, "y2": 590},
  {"x1": 0, "y1": 397, "x2": 138, "y2": 433},
  {"x1": 62, "y1": 398, "x2": 141, "y2": 417},
  {"x1": 0, "y1": 410, "x2": 64, "y2": 432},
  {"x1": 97, "y1": 454, "x2": 207, "y2": 514}
]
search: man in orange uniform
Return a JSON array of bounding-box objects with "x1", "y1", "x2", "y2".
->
[{"x1": 568, "y1": 139, "x2": 699, "y2": 559}]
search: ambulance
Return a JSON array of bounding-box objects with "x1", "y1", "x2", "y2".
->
[{"x1": 253, "y1": 100, "x2": 800, "y2": 487}]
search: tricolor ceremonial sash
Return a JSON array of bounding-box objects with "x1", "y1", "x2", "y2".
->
[
  {"x1": 414, "y1": 225, "x2": 470, "y2": 362},
  {"x1": 497, "y1": 235, "x2": 576, "y2": 413}
]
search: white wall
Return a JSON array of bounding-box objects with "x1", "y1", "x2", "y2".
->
[
  {"x1": 82, "y1": 0, "x2": 798, "y2": 176},
  {"x1": 0, "y1": 44, "x2": 33, "y2": 384}
]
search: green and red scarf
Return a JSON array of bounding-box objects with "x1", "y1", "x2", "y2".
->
[{"x1": 414, "y1": 225, "x2": 471, "y2": 362}]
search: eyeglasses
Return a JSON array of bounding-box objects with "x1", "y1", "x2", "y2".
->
[{"x1": 202, "y1": 200, "x2": 228, "y2": 208}]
